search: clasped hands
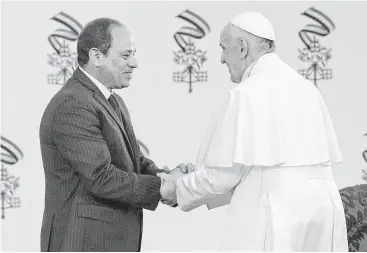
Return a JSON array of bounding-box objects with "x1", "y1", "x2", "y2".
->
[{"x1": 158, "y1": 163, "x2": 195, "y2": 207}]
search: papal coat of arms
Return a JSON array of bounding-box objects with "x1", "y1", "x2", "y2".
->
[
  {"x1": 298, "y1": 7, "x2": 335, "y2": 87},
  {"x1": 1, "y1": 136, "x2": 23, "y2": 219},
  {"x1": 47, "y1": 12, "x2": 82, "y2": 85},
  {"x1": 173, "y1": 9, "x2": 211, "y2": 93}
]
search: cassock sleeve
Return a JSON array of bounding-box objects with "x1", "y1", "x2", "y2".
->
[{"x1": 176, "y1": 164, "x2": 252, "y2": 212}]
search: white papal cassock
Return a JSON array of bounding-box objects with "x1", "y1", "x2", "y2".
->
[{"x1": 176, "y1": 52, "x2": 348, "y2": 251}]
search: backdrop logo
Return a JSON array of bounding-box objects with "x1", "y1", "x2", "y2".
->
[
  {"x1": 173, "y1": 9, "x2": 210, "y2": 93},
  {"x1": 1, "y1": 136, "x2": 23, "y2": 219},
  {"x1": 298, "y1": 7, "x2": 335, "y2": 87},
  {"x1": 47, "y1": 12, "x2": 83, "y2": 85}
]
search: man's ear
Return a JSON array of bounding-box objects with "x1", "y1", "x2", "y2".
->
[
  {"x1": 239, "y1": 37, "x2": 248, "y2": 60},
  {"x1": 89, "y1": 48, "x2": 102, "y2": 67}
]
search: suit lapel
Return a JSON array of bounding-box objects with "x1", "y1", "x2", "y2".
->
[{"x1": 73, "y1": 68, "x2": 135, "y2": 163}]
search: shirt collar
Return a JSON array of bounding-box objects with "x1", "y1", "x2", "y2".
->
[{"x1": 79, "y1": 66, "x2": 113, "y2": 99}]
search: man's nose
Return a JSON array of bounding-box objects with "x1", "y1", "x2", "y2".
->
[
  {"x1": 220, "y1": 53, "x2": 225, "y2": 64},
  {"x1": 128, "y1": 56, "x2": 138, "y2": 68}
]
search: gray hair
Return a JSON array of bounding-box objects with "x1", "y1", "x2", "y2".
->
[{"x1": 254, "y1": 36, "x2": 276, "y2": 53}]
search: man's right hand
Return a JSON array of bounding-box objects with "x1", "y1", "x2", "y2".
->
[{"x1": 159, "y1": 173, "x2": 177, "y2": 207}]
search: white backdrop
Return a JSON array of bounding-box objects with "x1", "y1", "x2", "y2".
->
[{"x1": 1, "y1": 1, "x2": 367, "y2": 251}]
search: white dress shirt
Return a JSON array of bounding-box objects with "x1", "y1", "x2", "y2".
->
[{"x1": 79, "y1": 66, "x2": 113, "y2": 99}]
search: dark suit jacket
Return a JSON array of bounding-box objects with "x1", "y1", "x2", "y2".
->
[{"x1": 39, "y1": 68, "x2": 162, "y2": 252}]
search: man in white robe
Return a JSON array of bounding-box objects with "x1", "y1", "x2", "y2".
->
[{"x1": 158, "y1": 12, "x2": 348, "y2": 251}]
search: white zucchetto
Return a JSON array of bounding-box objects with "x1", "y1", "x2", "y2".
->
[{"x1": 230, "y1": 12, "x2": 275, "y2": 41}]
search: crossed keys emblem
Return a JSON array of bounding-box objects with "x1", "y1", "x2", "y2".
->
[
  {"x1": 47, "y1": 12, "x2": 82, "y2": 85},
  {"x1": 1, "y1": 136, "x2": 23, "y2": 219},
  {"x1": 173, "y1": 10, "x2": 210, "y2": 93},
  {"x1": 298, "y1": 7, "x2": 335, "y2": 87}
]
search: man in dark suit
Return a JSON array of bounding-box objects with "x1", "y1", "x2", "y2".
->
[{"x1": 39, "y1": 18, "x2": 179, "y2": 252}]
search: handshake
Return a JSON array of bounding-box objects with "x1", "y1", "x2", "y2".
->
[{"x1": 158, "y1": 163, "x2": 195, "y2": 207}]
